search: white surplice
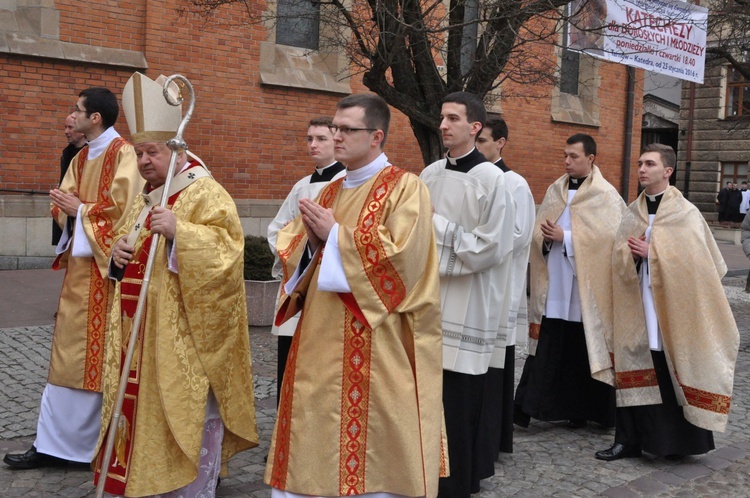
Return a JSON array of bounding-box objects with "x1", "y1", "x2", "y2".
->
[
  {"x1": 267, "y1": 162, "x2": 347, "y2": 337},
  {"x1": 489, "y1": 169, "x2": 535, "y2": 368},
  {"x1": 544, "y1": 189, "x2": 582, "y2": 322},
  {"x1": 420, "y1": 154, "x2": 515, "y2": 375}
]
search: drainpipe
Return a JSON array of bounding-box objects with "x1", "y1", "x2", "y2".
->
[
  {"x1": 621, "y1": 66, "x2": 635, "y2": 201},
  {"x1": 684, "y1": 81, "x2": 696, "y2": 201}
]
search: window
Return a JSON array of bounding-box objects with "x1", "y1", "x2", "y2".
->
[
  {"x1": 276, "y1": 0, "x2": 320, "y2": 50},
  {"x1": 726, "y1": 66, "x2": 750, "y2": 118},
  {"x1": 550, "y1": 4, "x2": 601, "y2": 127},
  {"x1": 721, "y1": 162, "x2": 749, "y2": 185},
  {"x1": 560, "y1": 12, "x2": 580, "y2": 96},
  {"x1": 259, "y1": 0, "x2": 351, "y2": 94}
]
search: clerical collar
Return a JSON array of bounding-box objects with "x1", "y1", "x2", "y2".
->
[
  {"x1": 446, "y1": 148, "x2": 487, "y2": 173},
  {"x1": 343, "y1": 153, "x2": 389, "y2": 189},
  {"x1": 494, "y1": 157, "x2": 510, "y2": 173},
  {"x1": 310, "y1": 161, "x2": 345, "y2": 183},
  {"x1": 87, "y1": 126, "x2": 121, "y2": 160},
  {"x1": 645, "y1": 190, "x2": 665, "y2": 215},
  {"x1": 568, "y1": 176, "x2": 588, "y2": 190}
]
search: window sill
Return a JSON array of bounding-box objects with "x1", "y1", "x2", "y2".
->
[
  {"x1": 258, "y1": 41, "x2": 351, "y2": 95},
  {"x1": 0, "y1": 32, "x2": 147, "y2": 68}
]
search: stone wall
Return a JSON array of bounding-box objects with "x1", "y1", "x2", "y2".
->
[
  {"x1": 0, "y1": 194, "x2": 281, "y2": 269},
  {"x1": 678, "y1": 64, "x2": 750, "y2": 220}
]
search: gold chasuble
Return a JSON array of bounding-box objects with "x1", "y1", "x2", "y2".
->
[
  {"x1": 612, "y1": 186, "x2": 739, "y2": 432},
  {"x1": 528, "y1": 166, "x2": 625, "y2": 386},
  {"x1": 49, "y1": 139, "x2": 143, "y2": 391},
  {"x1": 266, "y1": 166, "x2": 446, "y2": 497},
  {"x1": 95, "y1": 167, "x2": 258, "y2": 496}
]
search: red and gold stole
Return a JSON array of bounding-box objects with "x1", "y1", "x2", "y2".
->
[
  {"x1": 270, "y1": 165, "x2": 407, "y2": 494},
  {"x1": 53, "y1": 138, "x2": 127, "y2": 392},
  {"x1": 93, "y1": 181, "x2": 185, "y2": 494}
]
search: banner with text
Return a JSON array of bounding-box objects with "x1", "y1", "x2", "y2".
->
[{"x1": 568, "y1": 0, "x2": 708, "y2": 83}]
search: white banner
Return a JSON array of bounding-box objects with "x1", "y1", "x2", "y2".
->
[{"x1": 568, "y1": 0, "x2": 708, "y2": 83}]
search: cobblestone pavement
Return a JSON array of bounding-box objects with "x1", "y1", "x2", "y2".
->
[{"x1": 1, "y1": 278, "x2": 749, "y2": 497}]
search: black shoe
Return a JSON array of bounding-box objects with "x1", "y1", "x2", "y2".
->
[
  {"x1": 595, "y1": 443, "x2": 642, "y2": 461},
  {"x1": 567, "y1": 419, "x2": 587, "y2": 429},
  {"x1": 3, "y1": 446, "x2": 69, "y2": 470},
  {"x1": 665, "y1": 454, "x2": 686, "y2": 461}
]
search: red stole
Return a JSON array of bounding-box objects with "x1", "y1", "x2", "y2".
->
[{"x1": 93, "y1": 186, "x2": 181, "y2": 495}]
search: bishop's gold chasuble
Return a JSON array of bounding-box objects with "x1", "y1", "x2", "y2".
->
[
  {"x1": 94, "y1": 169, "x2": 258, "y2": 496},
  {"x1": 528, "y1": 166, "x2": 626, "y2": 386},
  {"x1": 49, "y1": 139, "x2": 143, "y2": 391},
  {"x1": 612, "y1": 186, "x2": 739, "y2": 432},
  {"x1": 266, "y1": 166, "x2": 447, "y2": 498}
]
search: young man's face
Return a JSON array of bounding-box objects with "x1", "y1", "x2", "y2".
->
[
  {"x1": 331, "y1": 106, "x2": 379, "y2": 170},
  {"x1": 439, "y1": 102, "x2": 482, "y2": 157},
  {"x1": 637, "y1": 151, "x2": 672, "y2": 194},
  {"x1": 563, "y1": 141, "x2": 594, "y2": 179},
  {"x1": 306, "y1": 125, "x2": 336, "y2": 168},
  {"x1": 475, "y1": 127, "x2": 505, "y2": 163},
  {"x1": 72, "y1": 97, "x2": 95, "y2": 136}
]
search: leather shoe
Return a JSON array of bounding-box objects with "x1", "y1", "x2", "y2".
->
[
  {"x1": 567, "y1": 419, "x2": 587, "y2": 429},
  {"x1": 3, "y1": 446, "x2": 69, "y2": 470},
  {"x1": 595, "y1": 443, "x2": 642, "y2": 461}
]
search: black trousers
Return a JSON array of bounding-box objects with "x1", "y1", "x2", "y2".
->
[
  {"x1": 481, "y1": 346, "x2": 516, "y2": 457},
  {"x1": 438, "y1": 370, "x2": 490, "y2": 498},
  {"x1": 514, "y1": 317, "x2": 615, "y2": 428},
  {"x1": 276, "y1": 335, "x2": 293, "y2": 407},
  {"x1": 615, "y1": 350, "x2": 715, "y2": 457}
]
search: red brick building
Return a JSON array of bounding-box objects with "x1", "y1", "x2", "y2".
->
[{"x1": 0, "y1": 0, "x2": 642, "y2": 268}]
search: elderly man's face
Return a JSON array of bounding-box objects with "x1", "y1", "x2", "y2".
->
[
  {"x1": 64, "y1": 114, "x2": 85, "y2": 146},
  {"x1": 135, "y1": 142, "x2": 175, "y2": 188}
]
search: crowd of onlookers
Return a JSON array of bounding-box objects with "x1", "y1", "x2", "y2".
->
[{"x1": 717, "y1": 180, "x2": 750, "y2": 223}]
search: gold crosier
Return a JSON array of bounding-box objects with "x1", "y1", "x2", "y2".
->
[{"x1": 95, "y1": 75, "x2": 195, "y2": 498}]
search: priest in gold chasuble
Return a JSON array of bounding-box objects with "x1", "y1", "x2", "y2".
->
[
  {"x1": 265, "y1": 94, "x2": 446, "y2": 498},
  {"x1": 2, "y1": 87, "x2": 144, "y2": 471},
  {"x1": 596, "y1": 144, "x2": 738, "y2": 462},
  {"x1": 92, "y1": 73, "x2": 258, "y2": 497}
]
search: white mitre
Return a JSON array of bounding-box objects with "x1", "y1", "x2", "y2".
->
[{"x1": 122, "y1": 72, "x2": 182, "y2": 145}]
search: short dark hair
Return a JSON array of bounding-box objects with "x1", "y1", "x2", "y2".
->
[
  {"x1": 441, "y1": 92, "x2": 486, "y2": 126},
  {"x1": 641, "y1": 143, "x2": 676, "y2": 169},
  {"x1": 308, "y1": 116, "x2": 333, "y2": 127},
  {"x1": 79, "y1": 87, "x2": 119, "y2": 129},
  {"x1": 484, "y1": 117, "x2": 509, "y2": 142},
  {"x1": 566, "y1": 133, "x2": 597, "y2": 157},
  {"x1": 337, "y1": 93, "x2": 391, "y2": 146}
]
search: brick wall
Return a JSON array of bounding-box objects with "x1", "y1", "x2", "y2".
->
[{"x1": 0, "y1": 0, "x2": 642, "y2": 204}]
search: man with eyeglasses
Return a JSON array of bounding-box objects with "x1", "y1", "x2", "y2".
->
[
  {"x1": 420, "y1": 92, "x2": 515, "y2": 497},
  {"x1": 265, "y1": 93, "x2": 446, "y2": 498},
  {"x1": 266, "y1": 116, "x2": 346, "y2": 403},
  {"x1": 4, "y1": 87, "x2": 143, "y2": 470}
]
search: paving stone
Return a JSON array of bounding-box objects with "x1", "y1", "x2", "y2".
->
[{"x1": 2, "y1": 277, "x2": 750, "y2": 496}]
